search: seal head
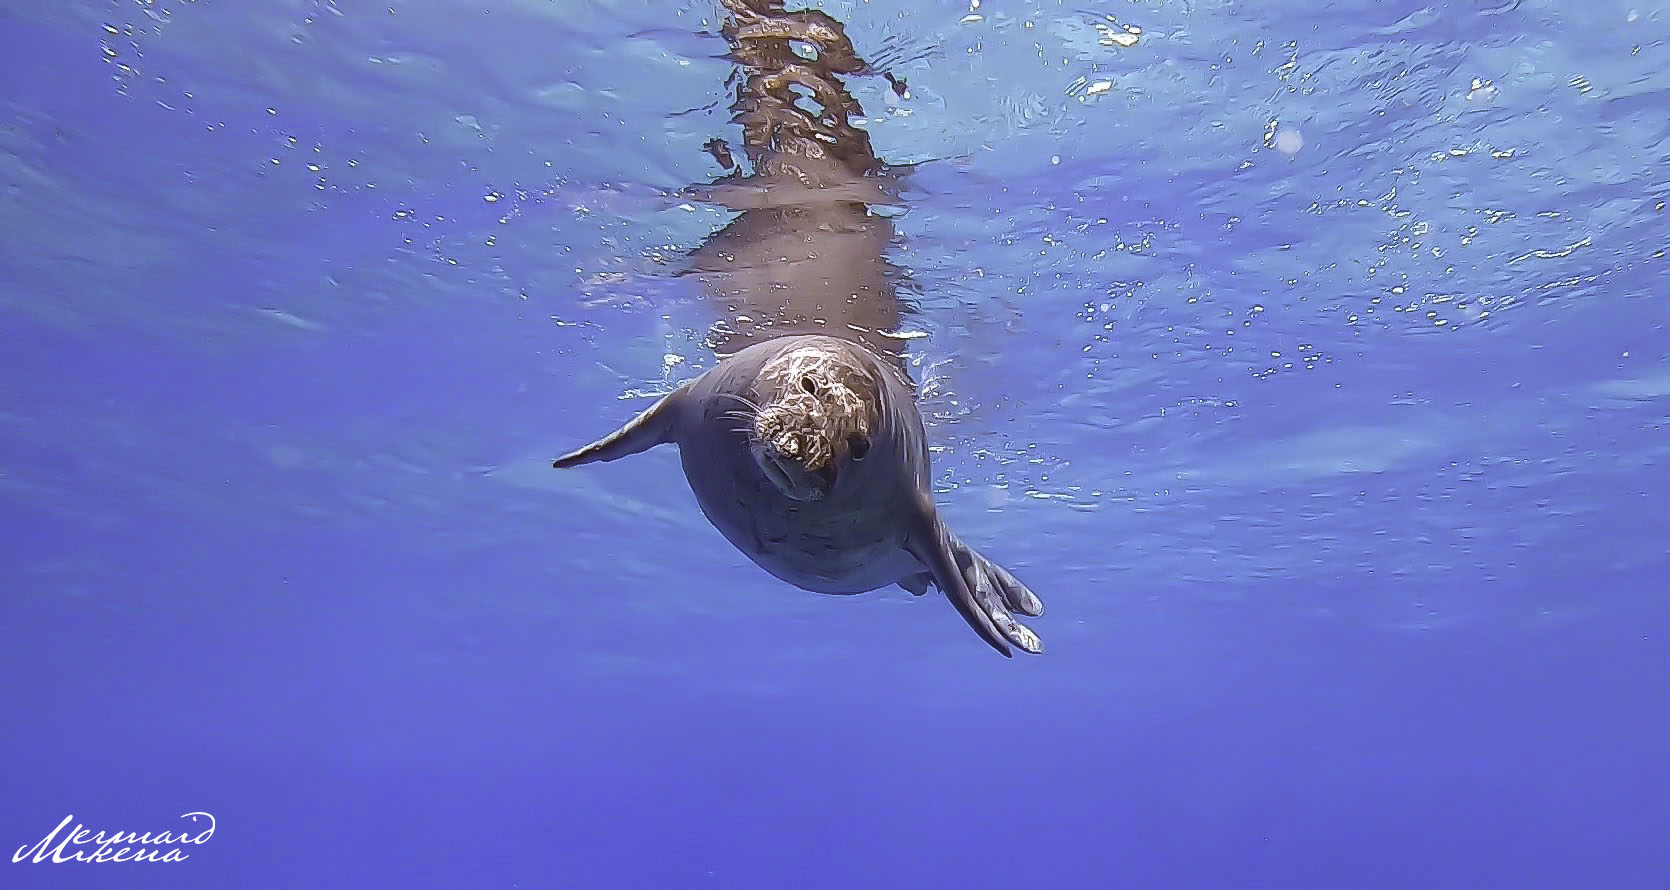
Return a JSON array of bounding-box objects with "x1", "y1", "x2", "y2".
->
[{"x1": 745, "y1": 345, "x2": 877, "y2": 502}]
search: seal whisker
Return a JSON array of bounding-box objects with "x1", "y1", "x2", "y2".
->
[{"x1": 716, "y1": 392, "x2": 765, "y2": 415}]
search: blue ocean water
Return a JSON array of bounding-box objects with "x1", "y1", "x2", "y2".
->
[{"x1": 2, "y1": 0, "x2": 1667, "y2": 887}]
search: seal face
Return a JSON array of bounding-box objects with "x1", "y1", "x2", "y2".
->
[
  {"x1": 553, "y1": 335, "x2": 1045, "y2": 656},
  {"x1": 746, "y1": 344, "x2": 877, "y2": 502}
]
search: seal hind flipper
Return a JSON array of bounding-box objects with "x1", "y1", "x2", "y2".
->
[
  {"x1": 553, "y1": 386, "x2": 686, "y2": 469},
  {"x1": 898, "y1": 573, "x2": 931, "y2": 596}
]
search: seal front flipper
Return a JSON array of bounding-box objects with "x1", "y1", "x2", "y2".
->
[
  {"x1": 949, "y1": 533, "x2": 1044, "y2": 619},
  {"x1": 950, "y1": 534, "x2": 1044, "y2": 655},
  {"x1": 904, "y1": 493, "x2": 1041, "y2": 657},
  {"x1": 955, "y1": 548, "x2": 1044, "y2": 656},
  {"x1": 553, "y1": 385, "x2": 688, "y2": 468}
]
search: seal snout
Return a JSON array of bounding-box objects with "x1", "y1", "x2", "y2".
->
[{"x1": 752, "y1": 400, "x2": 840, "y2": 501}]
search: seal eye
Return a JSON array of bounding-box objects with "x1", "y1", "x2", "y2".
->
[
  {"x1": 847, "y1": 433, "x2": 870, "y2": 460},
  {"x1": 800, "y1": 376, "x2": 818, "y2": 395}
]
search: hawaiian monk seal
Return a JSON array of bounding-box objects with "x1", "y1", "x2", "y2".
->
[
  {"x1": 553, "y1": 334, "x2": 1044, "y2": 656},
  {"x1": 552, "y1": 0, "x2": 1046, "y2": 655}
]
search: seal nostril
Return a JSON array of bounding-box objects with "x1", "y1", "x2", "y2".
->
[
  {"x1": 800, "y1": 376, "x2": 817, "y2": 395},
  {"x1": 847, "y1": 433, "x2": 870, "y2": 460}
]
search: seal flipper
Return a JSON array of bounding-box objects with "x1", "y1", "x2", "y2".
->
[
  {"x1": 949, "y1": 534, "x2": 1044, "y2": 618},
  {"x1": 553, "y1": 386, "x2": 687, "y2": 468},
  {"x1": 898, "y1": 573, "x2": 931, "y2": 596},
  {"x1": 904, "y1": 493, "x2": 1014, "y2": 657},
  {"x1": 951, "y1": 538, "x2": 1044, "y2": 654}
]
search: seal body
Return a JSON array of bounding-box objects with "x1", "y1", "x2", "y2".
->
[
  {"x1": 676, "y1": 337, "x2": 929, "y2": 594},
  {"x1": 554, "y1": 335, "x2": 1045, "y2": 656}
]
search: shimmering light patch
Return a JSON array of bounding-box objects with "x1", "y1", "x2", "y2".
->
[
  {"x1": 1591, "y1": 371, "x2": 1670, "y2": 402},
  {"x1": 1093, "y1": 21, "x2": 1140, "y2": 49},
  {"x1": 1509, "y1": 236, "x2": 1593, "y2": 265},
  {"x1": 257, "y1": 308, "x2": 324, "y2": 331}
]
